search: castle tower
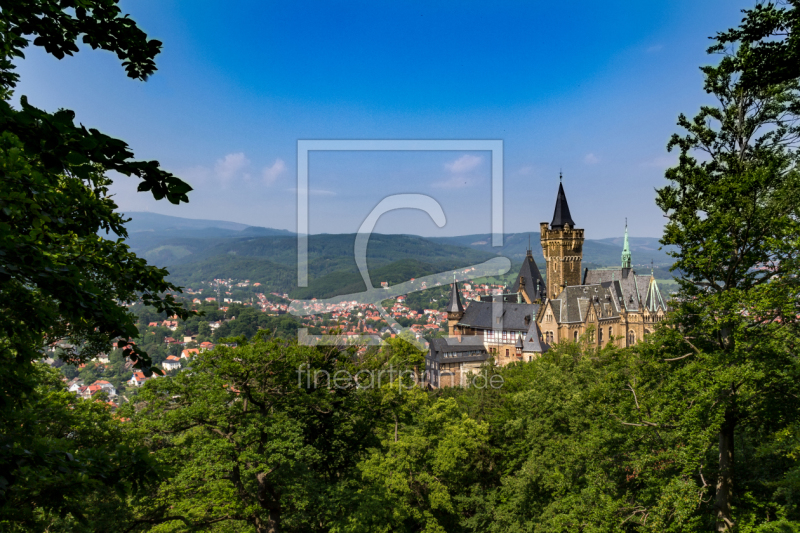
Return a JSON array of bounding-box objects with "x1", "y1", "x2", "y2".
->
[
  {"x1": 446, "y1": 281, "x2": 465, "y2": 336},
  {"x1": 540, "y1": 178, "x2": 584, "y2": 299}
]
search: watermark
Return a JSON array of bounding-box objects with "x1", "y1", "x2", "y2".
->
[
  {"x1": 297, "y1": 364, "x2": 505, "y2": 391},
  {"x1": 291, "y1": 139, "x2": 509, "y2": 348}
]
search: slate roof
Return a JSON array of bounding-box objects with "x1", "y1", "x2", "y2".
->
[
  {"x1": 521, "y1": 318, "x2": 547, "y2": 353},
  {"x1": 582, "y1": 268, "x2": 667, "y2": 313},
  {"x1": 446, "y1": 282, "x2": 464, "y2": 314},
  {"x1": 550, "y1": 282, "x2": 623, "y2": 324},
  {"x1": 509, "y1": 250, "x2": 547, "y2": 301},
  {"x1": 429, "y1": 335, "x2": 489, "y2": 364},
  {"x1": 550, "y1": 181, "x2": 576, "y2": 229},
  {"x1": 457, "y1": 301, "x2": 540, "y2": 332}
]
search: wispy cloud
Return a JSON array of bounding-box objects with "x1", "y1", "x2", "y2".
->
[
  {"x1": 262, "y1": 158, "x2": 287, "y2": 185},
  {"x1": 646, "y1": 44, "x2": 664, "y2": 53},
  {"x1": 214, "y1": 152, "x2": 250, "y2": 183},
  {"x1": 584, "y1": 153, "x2": 599, "y2": 164},
  {"x1": 445, "y1": 154, "x2": 482, "y2": 173}
]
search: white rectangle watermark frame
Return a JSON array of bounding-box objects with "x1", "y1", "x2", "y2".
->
[{"x1": 296, "y1": 139, "x2": 504, "y2": 287}]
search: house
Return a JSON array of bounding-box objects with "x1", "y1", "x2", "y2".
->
[
  {"x1": 162, "y1": 320, "x2": 178, "y2": 330},
  {"x1": 162, "y1": 356, "x2": 182, "y2": 371},
  {"x1": 181, "y1": 348, "x2": 200, "y2": 359},
  {"x1": 199, "y1": 341, "x2": 215, "y2": 351},
  {"x1": 128, "y1": 372, "x2": 149, "y2": 387},
  {"x1": 148, "y1": 321, "x2": 159, "y2": 327},
  {"x1": 205, "y1": 297, "x2": 216, "y2": 302},
  {"x1": 183, "y1": 335, "x2": 196, "y2": 343},
  {"x1": 95, "y1": 353, "x2": 110, "y2": 364},
  {"x1": 92, "y1": 380, "x2": 117, "y2": 397},
  {"x1": 67, "y1": 378, "x2": 84, "y2": 393}
]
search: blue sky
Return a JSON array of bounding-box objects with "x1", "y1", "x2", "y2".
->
[{"x1": 15, "y1": 0, "x2": 753, "y2": 238}]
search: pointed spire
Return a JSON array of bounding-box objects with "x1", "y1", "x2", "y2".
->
[
  {"x1": 550, "y1": 180, "x2": 576, "y2": 229},
  {"x1": 621, "y1": 219, "x2": 632, "y2": 269},
  {"x1": 447, "y1": 281, "x2": 464, "y2": 314}
]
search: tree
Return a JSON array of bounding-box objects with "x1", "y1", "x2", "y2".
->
[
  {"x1": 123, "y1": 334, "x2": 385, "y2": 532},
  {"x1": 0, "y1": 0, "x2": 193, "y2": 394},
  {"x1": 713, "y1": 1, "x2": 800, "y2": 90},
  {"x1": 656, "y1": 23, "x2": 800, "y2": 530},
  {"x1": 0, "y1": 0, "x2": 193, "y2": 522},
  {"x1": 347, "y1": 396, "x2": 491, "y2": 533},
  {"x1": 0, "y1": 365, "x2": 159, "y2": 531}
]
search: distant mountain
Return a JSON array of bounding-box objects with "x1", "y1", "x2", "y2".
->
[
  {"x1": 118, "y1": 214, "x2": 677, "y2": 298},
  {"x1": 121, "y1": 211, "x2": 293, "y2": 237},
  {"x1": 161, "y1": 234, "x2": 497, "y2": 297},
  {"x1": 430, "y1": 233, "x2": 675, "y2": 268}
]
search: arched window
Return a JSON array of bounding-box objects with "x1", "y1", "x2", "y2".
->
[
  {"x1": 599, "y1": 328, "x2": 603, "y2": 343},
  {"x1": 574, "y1": 331, "x2": 578, "y2": 342},
  {"x1": 609, "y1": 327, "x2": 613, "y2": 341},
  {"x1": 628, "y1": 331, "x2": 635, "y2": 345}
]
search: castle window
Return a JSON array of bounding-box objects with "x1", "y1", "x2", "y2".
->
[
  {"x1": 574, "y1": 331, "x2": 578, "y2": 342},
  {"x1": 599, "y1": 328, "x2": 603, "y2": 343},
  {"x1": 628, "y1": 331, "x2": 635, "y2": 345},
  {"x1": 609, "y1": 327, "x2": 613, "y2": 340},
  {"x1": 505, "y1": 349, "x2": 509, "y2": 357}
]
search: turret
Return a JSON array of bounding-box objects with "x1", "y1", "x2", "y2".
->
[
  {"x1": 621, "y1": 219, "x2": 632, "y2": 270},
  {"x1": 446, "y1": 282, "x2": 465, "y2": 336}
]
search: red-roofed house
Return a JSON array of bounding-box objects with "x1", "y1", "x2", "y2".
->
[
  {"x1": 128, "y1": 372, "x2": 149, "y2": 387},
  {"x1": 92, "y1": 380, "x2": 117, "y2": 396},
  {"x1": 181, "y1": 348, "x2": 200, "y2": 360},
  {"x1": 163, "y1": 355, "x2": 182, "y2": 371}
]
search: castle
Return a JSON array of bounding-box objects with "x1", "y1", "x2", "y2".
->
[{"x1": 426, "y1": 179, "x2": 668, "y2": 388}]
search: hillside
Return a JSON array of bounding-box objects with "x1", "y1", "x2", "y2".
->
[
  {"x1": 161, "y1": 234, "x2": 497, "y2": 297},
  {"x1": 430, "y1": 232, "x2": 675, "y2": 267},
  {"x1": 122, "y1": 214, "x2": 678, "y2": 298}
]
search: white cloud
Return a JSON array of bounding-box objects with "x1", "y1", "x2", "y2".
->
[
  {"x1": 214, "y1": 152, "x2": 250, "y2": 183},
  {"x1": 646, "y1": 44, "x2": 664, "y2": 53},
  {"x1": 432, "y1": 176, "x2": 477, "y2": 189},
  {"x1": 584, "y1": 153, "x2": 599, "y2": 164},
  {"x1": 445, "y1": 154, "x2": 482, "y2": 173},
  {"x1": 262, "y1": 158, "x2": 287, "y2": 185}
]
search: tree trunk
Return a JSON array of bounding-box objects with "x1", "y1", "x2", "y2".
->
[
  {"x1": 716, "y1": 406, "x2": 735, "y2": 531},
  {"x1": 255, "y1": 471, "x2": 281, "y2": 533}
]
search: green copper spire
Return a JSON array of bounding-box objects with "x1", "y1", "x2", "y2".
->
[{"x1": 621, "y1": 219, "x2": 632, "y2": 269}]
